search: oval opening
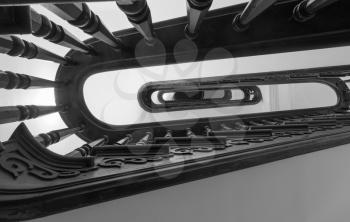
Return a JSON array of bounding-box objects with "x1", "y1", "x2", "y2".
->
[
  {"x1": 83, "y1": 67, "x2": 338, "y2": 126},
  {"x1": 156, "y1": 89, "x2": 245, "y2": 102}
]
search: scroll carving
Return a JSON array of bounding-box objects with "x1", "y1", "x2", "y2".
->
[{"x1": 0, "y1": 123, "x2": 96, "y2": 181}]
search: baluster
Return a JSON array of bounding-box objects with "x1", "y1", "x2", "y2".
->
[
  {"x1": 185, "y1": 0, "x2": 213, "y2": 39},
  {"x1": 204, "y1": 126, "x2": 213, "y2": 136},
  {"x1": 220, "y1": 123, "x2": 232, "y2": 131},
  {"x1": 272, "y1": 118, "x2": 285, "y2": 124},
  {"x1": 0, "y1": 105, "x2": 65, "y2": 124},
  {"x1": 232, "y1": 0, "x2": 278, "y2": 31},
  {"x1": 186, "y1": 128, "x2": 197, "y2": 138},
  {"x1": 35, "y1": 125, "x2": 84, "y2": 147},
  {"x1": 0, "y1": 70, "x2": 61, "y2": 89},
  {"x1": 115, "y1": 134, "x2": 132, "y2": 145},
  {"x1": 30, "y1": 8, "x2": 93, "y2": 54},
  {"x1": 294, "y1": 0, "x2": 339, "y2": 22},
  {"x1": 116, "y1": 0, "x2": 156, "y2": 45},
  {"x1": 234, "y1": 122, "x2": 249, "y2": 130},
  {"x1": 0, "y1": 35, "x2": 72, "y2": 64},
  {"x1": 43, "y1": 3, "x2": 123, "y2": 49},
  {"x1": 164, "y1": 130, "x2": 173, "y2": 138},
  {"x1": 261, "y1": 119, "x2": 278, "y2": 125},
  {"x1": 248, "y1": 121, "x2": 263, "y2": 126},
  {"x1": 66, "y1": 136, "x2": 108, "y2": 157},
  {"x1": 136, "y1": 131, "x2": 152, "y2": 145}
]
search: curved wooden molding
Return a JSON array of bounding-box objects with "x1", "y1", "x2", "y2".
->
[
  {"x1": 2, "y1": 120, "x2": 350, "y2": 221},
  {"x1": 2, "y1": 123, "x2": 95, "y2": 181}
]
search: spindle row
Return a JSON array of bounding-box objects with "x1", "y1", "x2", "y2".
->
[
  {"x1": 0, "y1": 3, "x2": 123, "y2": 64},
  {"x1": 0, "y1": 0, "x2": 341, "y2": 65},
  {"x1": 0, "y1": 70, "x2": 67, "y2": 124},
  {"x1": 113, "y1": 0, "x2": 341, "y2": 41},
  {"x1": 62, "y1": 111, "x2": 350, "y2": 158},
  {"x1": 4, "y1": 110, "x2": 345, "y2": 166}
]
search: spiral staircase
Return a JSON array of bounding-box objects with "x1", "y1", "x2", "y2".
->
[{"x1": 1, "y1": 0, "x2": 350, "y2": 220}]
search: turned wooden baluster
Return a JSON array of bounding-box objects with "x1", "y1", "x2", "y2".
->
[
  {"x1": 272, "y1": 118, "x2": 285, "y2": 124},
  {"x1": 43, "y1": 3, "x2": 123, "y2": 49},
  {"x1": 0, "y1": 70, "x2": 62, "y2": 89},
  {"x1": 234, "y1": 122, "x2": 249, "y2": 130},
  {"x1": 30, "y1": 8, "x2": 93, "y2": 54},
  {"x1": 261, "y1": 119, "x2": 278, "y2": 125},
  {"x1": 116, "y1": 0, "x2": 155, "y2": 45},
  {"x1": 164, "y1": 130, "x2": 173, "y2": 138},
  {"x1": 0, "y1": 35, "x2": 72, "y2": 64},
  {"x1": 66, "y1": 136, "x2": 108, "y2": 157},
  {"x1": 293, "y1": 0, "x2": 340, "y2": 22},
  {"x1": 136, "y1": 131, "x2": 152, "y2": 145},
  {"x1": 204, "y1": 126, "x2": 213, "y2": 136},
  {"x1": 220, "y1": 123, "x2": 232, "y2": 131},
  {"x1": 232, "y1": 0, "x2": 278, "y2": 32},
  {"x1": 35, "y1": 125, "x2": 84, "y2": 147},
  {"x1": 115, "y1": 134, "x2": 133, "y2": 145},
  {"x1": 0, "y1": 105, "x2": 66, "y2": 124},
  {"x1": 248, "y1": 121, "x2": 263, "y2": 126},
  {"x1": 185, "y1": 0, "x2": 213, "y2": 39},
  {"x1": 186, "y1": 128, "x2": 197, "y2": 138}
]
